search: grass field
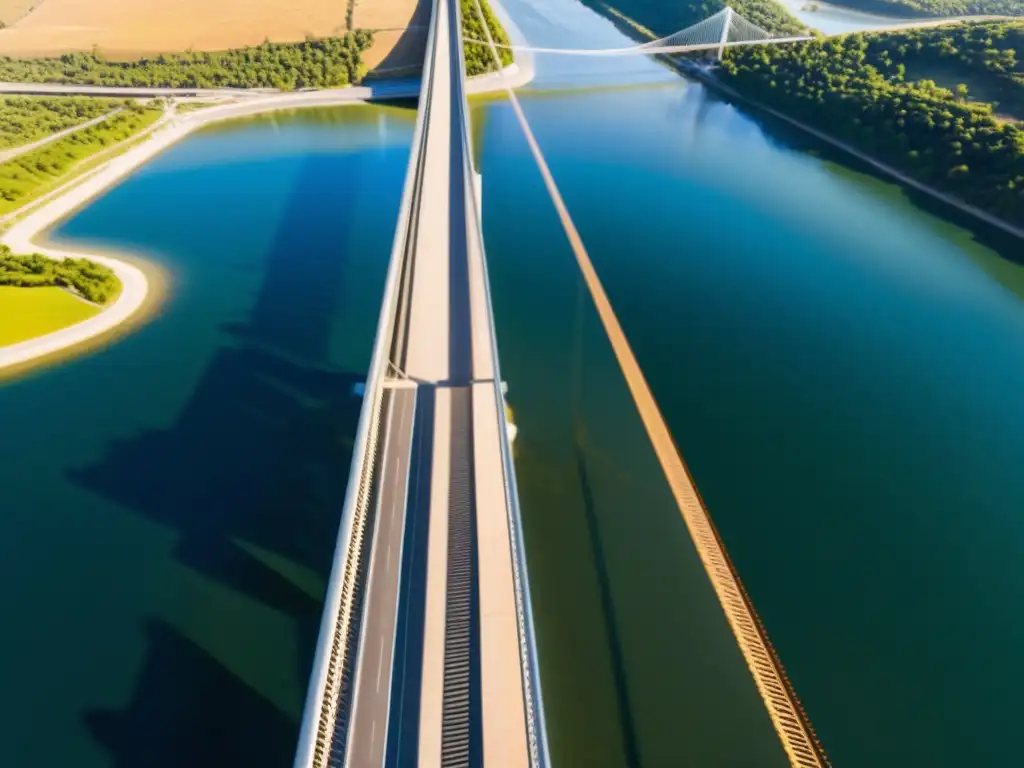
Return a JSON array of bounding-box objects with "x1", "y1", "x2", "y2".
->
[
  {"x1": 0, "y1": 285, "x2": 99, "y2": 346},
  {"x1": 0, "y1": 0, "x2": 351, "y2": 58}
]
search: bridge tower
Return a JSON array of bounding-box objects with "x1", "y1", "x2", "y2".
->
[{"x1": 715, "y1": 6, "x2": 733, "y2": 61}]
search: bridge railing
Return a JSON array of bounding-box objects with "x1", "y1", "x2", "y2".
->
[
  {"x1": 291, "y1": 0, "x2": 441, "y2": 764},
  {"x1": 452, "y1": 3, "x2": 551, "y2": 765}
]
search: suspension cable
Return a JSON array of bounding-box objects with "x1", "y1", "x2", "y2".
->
[{"x1": 465, "y1": 5, "x2": 830, "y2": 766}]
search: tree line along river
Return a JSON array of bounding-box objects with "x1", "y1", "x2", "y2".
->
[{"x1": 1, "y1": 0, "x2": 1024, "y2": 765}]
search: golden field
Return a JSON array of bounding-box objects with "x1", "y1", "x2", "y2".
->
[
  {"x1": 0, "y1": 0, "x2": 431, "y2": 75},
  {"x1": 0, "y1": 0, "x2": 36, "y2": 27},
  {"x1": 352, "y1": 0, "x2": 427, "y2": 71},
  {"x1": 0, "y1": 0, "x2": 357, "y2": 58}
]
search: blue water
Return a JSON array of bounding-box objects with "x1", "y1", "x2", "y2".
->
[
  {"x1": 476, "y1": 0, "x2": 1024, "y2": 763},
  {"x1": 0, "y1": 105, "x2": 413, "y2": 767},
  {"x1": 2, "y1": 1, "x2": 1024, "y2": 765}
]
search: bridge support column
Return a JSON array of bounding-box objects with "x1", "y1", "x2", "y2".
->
[{"x1": 716, "y1": 7, "x2": 732, "y2": 61}]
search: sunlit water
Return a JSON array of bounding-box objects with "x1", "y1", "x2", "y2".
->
[
  {"x1": 0, "y1": 106, "x2": 414, "y2": 766},
  {"x1": 2, "y1": 1, "x2": 1024, "y2": 766}
]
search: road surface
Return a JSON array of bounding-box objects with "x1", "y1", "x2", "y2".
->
[{"x1": 345, "y1": 384, "x2": 418, "y2": 767}]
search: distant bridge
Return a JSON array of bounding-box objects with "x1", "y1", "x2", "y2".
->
[
  {"x1": 469, "y1": 7, "x2": 811, "y2": 59},
  {"x1": 468, "y1": 7, "x2": 1015, "y2": 60}
]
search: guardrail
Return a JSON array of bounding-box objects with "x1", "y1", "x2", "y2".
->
[
  {"x1": 291, "y1": 0, "x2": 441, "y2": 764},
  {"x1": 451, "y1": 2, "x2": 552, "y2": 765}
]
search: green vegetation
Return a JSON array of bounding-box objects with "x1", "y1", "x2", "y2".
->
[
  {"x1": 0, "y1": 285, "x2": 101, "y2": 347},
  {"x1": 0, "y1": 96, "x2": 122, "y2": 150},
  {"x1": 463, "y1": 0, "x2": 514, "y2": 76},
  {"x1": 0, "y1": 102, "x2": 162, "y2": 214},
  {"x1": 582, "y1": 0, "x2": 807, "y2": 40},
  {"x1": 873, "y1": 20, "x2": 1024, "y2": 118},
  {"x1": 720, "y1": 23, "x2": 1024, "y2": 225},
  {"x1": 0, "y1": 248, "x2": 121, "y2": 304},
  {"x1": 0, "y1": 33, "x2": 374, "y2": 90},
  {"x1": 823, "y1": 0, "x2": 1021, "y2": 18}
]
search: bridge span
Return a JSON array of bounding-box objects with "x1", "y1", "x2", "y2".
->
[
  {"x1": 290, "y1": 0, "x2": 842, "y2": 763},
  {"x1": 292, "y1": 0, "x2": 546, "y2": 765}
]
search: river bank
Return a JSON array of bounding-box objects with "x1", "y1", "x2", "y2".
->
[
  {"x1": 0, "y1": 93, "x2": 374, "y2": 374},
  {"x1": 0, "y1": 53, "x2": 535, "y2": 376},
  {"x1": 685, "y1": 64, "x2": 1024, "y2": 241}
]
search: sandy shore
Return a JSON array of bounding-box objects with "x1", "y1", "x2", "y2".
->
[{"x1": 0, "y1": 60, "x2": 534, "y2": 375}]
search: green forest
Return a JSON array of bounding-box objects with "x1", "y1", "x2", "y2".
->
[
  {"x1": 585, "y1": 0, "x2": 807, "y2": 39},
  {"x1": 822, "y1": 0, "x2": 1021, "y2": 19},
  {"x1": 0, "y1": 33, "x2": 374, "y2": 90},
  {"x1": 720, "y1": 23, "x2": 1024, "y2": 225},
  {"x1": 463, "y1": 0, "x2": 514, "y2": 76},
  {"x1": 0, "y1": 96, "x2": 122, "y2": 149},
  {"x1": 0, "y1": 248, "x2": 120, "y2": 304},
  {"x1": 861, "y1": 20, "x2": 1024, "y2": 117},
  {"x1": 0, "y1": 101, "x2": 162, "y2": 213}
]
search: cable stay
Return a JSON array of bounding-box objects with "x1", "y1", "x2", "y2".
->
[{"x1": 465, "y1": 7, "x2": 812, "y2": 58}]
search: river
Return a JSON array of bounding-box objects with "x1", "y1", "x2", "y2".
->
[{"x1": 2, "y1": 0, "x2": 1024, "y2": 766}]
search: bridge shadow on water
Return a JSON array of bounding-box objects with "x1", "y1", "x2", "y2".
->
[{"x1": 68, "y1": 153, "x2": 371, "y2": 766}]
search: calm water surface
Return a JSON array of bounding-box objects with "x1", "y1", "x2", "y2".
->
[
  {"x1": 479, "y1": 0, "x2": 1024, "y2": 765},
  {"x1": 2, "y1": 2, "x2": 1024, "y2": 766},
  {"x1": 0, "y1": 105, "x2": 413, "y2": 766}
]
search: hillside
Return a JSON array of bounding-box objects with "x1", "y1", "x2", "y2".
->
[
  {"x1": 720, "y1": 23, "x2": 1024, "y2": 225},
  {"x1": 583, "y1": 0, "x2": 807, "y2": 40}
]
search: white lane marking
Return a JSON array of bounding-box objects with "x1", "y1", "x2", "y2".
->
[
  {"x1": 376, "y1": 635, "x2": 385, "y2": 691},
  {"x1": 370, "y1": 719, "x2": 377, "y2": 753},
  {"x1": 387, "y1": 542, "x2": 392, "y2": 569}
]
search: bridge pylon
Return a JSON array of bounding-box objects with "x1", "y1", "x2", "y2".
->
[{"x1": 716, "y1": 6, "x2": 733, "y2": 61}]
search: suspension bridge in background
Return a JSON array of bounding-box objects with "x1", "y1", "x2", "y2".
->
[
  {"x1": 469, "y1": 6, "x2": 1012, "y2": 60},
  {"x1": 472, "y1": 7, "x2": 812, "y2": 59}
]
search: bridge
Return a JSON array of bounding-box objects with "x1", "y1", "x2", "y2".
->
[
  {"x1": 290, "y1": 0, "x2": 833, "y2": 766},
  {"x1": 469, "y1": 7, "x2": 1013, "y2": 60},
  {"x1": 292, "y1": 0, "x2": 544, "y2": 765}
]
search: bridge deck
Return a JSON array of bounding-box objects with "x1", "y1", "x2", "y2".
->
[{"x1": 343, "y1": 0, "x2": 530, "y2": 763}]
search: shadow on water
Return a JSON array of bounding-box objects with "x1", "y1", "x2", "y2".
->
[
  {"x1": 68, "y1": 154, "x2": 368, "y2": 766},
  {"x1": 85, "y1": 621, "x2": 297, "y2": 766},
  {"x1": 572, "y1": 433, "x2": 641, "y2": 768}
]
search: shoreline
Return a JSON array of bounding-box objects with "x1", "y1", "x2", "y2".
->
[
  {"x1": 0, "y1": 62, "x2": 537, "y2": 377},
  {"x1": 683, "y1": 66, "x2": 1024, "y2": 242}
]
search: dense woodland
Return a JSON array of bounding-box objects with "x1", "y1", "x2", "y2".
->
[
  {"x1": 0, "y1": 248, "x2": 120, "y2": 304},
  {"x1": 720, "y1": 23, "x2": 1024, "y2": 225},
  {"x1": 585, "y1": 0, "x2": 807, "y2": 39},
  {"x1": 862, "y1": 20, "x2": 1024, "y2": 115},
  {"x1": 823, "y1": 0, "x2": 1022, "y2": 19},
  {"x1": 462, "y1": 0, "x2": 514, "y2": 75},
  {"x1": 0, "y1": 33, "x2": 374, "y2": 89},
  {"x1": 0, "y1": 96, "x2": 122, "y2": 149},
  {"x1": 0, "y1": 102, "x2": 162, "y2": 212}
]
